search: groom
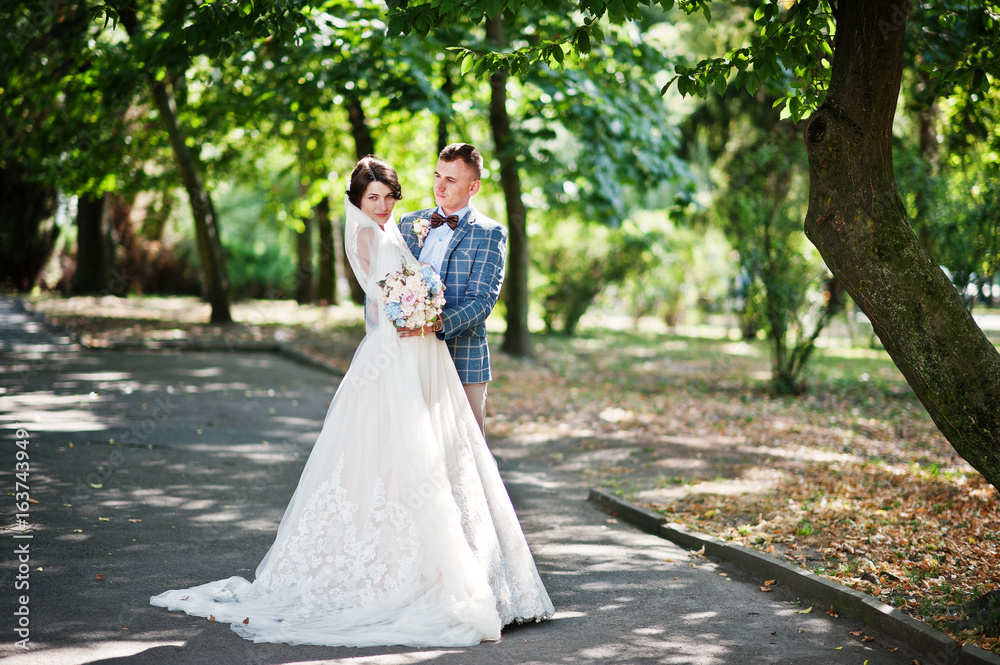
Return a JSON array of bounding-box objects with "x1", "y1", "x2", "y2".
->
[{"x1": 398, "y1": 143, "x2": 507, "y2": 434}]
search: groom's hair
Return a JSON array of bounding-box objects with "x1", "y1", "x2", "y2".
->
[
  {"x1": 439, "y1": 143, "x2": 482, "y2": 180},
  {"x1": 347, "y1": 155, "x2": 403, "y2": 208}
]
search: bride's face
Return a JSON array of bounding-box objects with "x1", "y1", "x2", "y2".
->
[{"x1": 360, "y1": 181, "x2": 397, "y2": 226}]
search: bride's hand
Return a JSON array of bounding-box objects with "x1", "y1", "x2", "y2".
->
[{"x1": 398, "y1": 322, "x2": 437, "y2": 338}]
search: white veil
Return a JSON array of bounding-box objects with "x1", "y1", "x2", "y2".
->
[{"x1": 343, "y1": 195, "x2": 417, "y2": 334}]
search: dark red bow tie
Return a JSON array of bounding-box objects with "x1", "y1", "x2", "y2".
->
[{"x1": 430, "y1": 212, "x2": 459, "y2": 230}]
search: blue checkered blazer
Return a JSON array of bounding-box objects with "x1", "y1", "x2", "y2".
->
[{"x1": 399, "y1": 205, "x2": 507, "y2": 384}]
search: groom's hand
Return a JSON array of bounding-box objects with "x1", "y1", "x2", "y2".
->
[{"x1": 398, "y1": 322, "x2": 437, "y2": 338}]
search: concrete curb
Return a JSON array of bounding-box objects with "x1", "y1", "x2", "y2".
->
[
  {"x1": 82, "y1": 338, "x2": 278, "y2": 351},
  {"x1": 588, "y1": 488, "x2": 1000, "y2": 665},
  {"x1": 273, "y1": 342, "x2": 346, "y2": 379},
  {"x1": 86, "y1": 338, "x2": 346, "y2": 379},
  {"x1": 15, "y1": 297, "x2": 345, "y2": 379},
  {"x1": 10, "y1": 296, "x2": 82, "y2": 350}
]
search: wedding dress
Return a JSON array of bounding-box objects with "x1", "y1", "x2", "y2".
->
[{"x1": 150, "y1": 198, "x2": 554, "y2": 647}]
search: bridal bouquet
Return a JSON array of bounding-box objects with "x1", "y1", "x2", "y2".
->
[{"x1": 379, "y1": 263, "x2": 446, "y2": 330}]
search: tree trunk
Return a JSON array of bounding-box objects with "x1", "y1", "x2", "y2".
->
[
  {"x1": 437, "y1": 66, "x2": 454, "y2": 153},
  {"x1": 294, "y1": 154, "x2": 314, "y2": 304},
  {"x1": 344, "y1": 97, "x2": 372, "y2": 304},
  {"x1": 119, "y1": 3, "x2": 232, "y2": 324},
  {"x1": 0, "y1": 164, "x2": 57, "y2": 290},
  {"x1": 71, "y1": 192, "x2": 113, "y2": 295},
  {"x1": 294, "y1": 212, "x2": 313, "y2": 304},
  {"x1": 316, "y1": 196, "x2": 336, "y2": 305},
  {"x1": 110, "y1": 194, "x2": 143, "y2": 296},
  {"x1": 148, "y1": 80, "x2": 232, "y2": 323},
  {"x1": 488, "y1": 16, "x2": 531, "y2": 357},
  {"x1": 760, "y1": 202, "x2": 792, "y2": 394},
  {"x1": 803, "y1": 0, "x2": 1000, "y2": 488},
  {"x1": 346, "y1": 97, "x2": 375, "y2": 157}
]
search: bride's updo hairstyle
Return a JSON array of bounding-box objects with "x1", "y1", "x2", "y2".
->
[{"x1": 347, "y1": 155, "x2": 402, "y2": 208}]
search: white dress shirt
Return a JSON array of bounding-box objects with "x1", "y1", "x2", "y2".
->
[{"x1": 418, "y1": 205, "x2": 470, "y2": 274}]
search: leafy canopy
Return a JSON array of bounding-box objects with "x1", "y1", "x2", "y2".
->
[{"x1": 386, "y1": 0, "x2": 999, "y2": 122}]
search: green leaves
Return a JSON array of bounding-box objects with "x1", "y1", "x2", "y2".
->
[
  {"x1": 713, "y1": 74, "x2": 727, "y2": 96},
  {"x1": 1, "y1": 1, "x2": 142, "y2": 193},
  {"x1": 451, "y1": 18, "x2": 592, "y2": 80},
  {"x1": 480, "y1": 0, "x2": 505, "y2": 18},
  {"x1": 386, "y1": 3, "x2": 440, "y2": 36},
  {"x1": 459, "y1": 49, "x2": 477, "y2": 77},
  {"x1": 606, "y1": 0, "x2": 628, "y2": 23},
  {"x1": 653, "y1": 1, "x2": 830, "y2": 124},
  {"x1": 97, "y1": 6, "x2": 119, "y2": 30}
]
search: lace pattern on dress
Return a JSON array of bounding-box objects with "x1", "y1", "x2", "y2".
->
[
  {"x1": 446, "y1": 417, "x2": 552, "y2": 624},
  {"x1": 256, "y1": 457, "x2": 423, "y2": 611}
]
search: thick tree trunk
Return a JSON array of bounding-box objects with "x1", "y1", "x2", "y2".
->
[
  {"x1": 316, "y1": 196, "x2": 337, "y2": 305},
  {"x1": 803, "y1": 0, "x2": 1000, "y2": 487},
  {"x1": 71, "y1": 192, "x2": 113, "y2": 295},
  {"x1": 488, "y1": 16, "x2": 531, "y2": 357},
  {"x1": 344, "y1": 97, "x2": 372, "y2": 305},
  {"x1": 119, "y1": 3, "x2": 232, "y2": 324}
]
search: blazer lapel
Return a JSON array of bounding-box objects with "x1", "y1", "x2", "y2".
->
[{"x1": 439, "y1": 206, "x2": 474, "y2": 284}]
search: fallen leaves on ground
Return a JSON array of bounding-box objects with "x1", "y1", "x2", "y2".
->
[{"x1": 646, "y1": 458, "x2": 1000, "y2": 649}]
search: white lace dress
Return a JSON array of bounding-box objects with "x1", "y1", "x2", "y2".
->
[{"x1": 149, "y1": 198, "x2": 553, "y2": 647}]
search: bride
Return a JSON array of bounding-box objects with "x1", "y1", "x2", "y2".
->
[{"x1": 149, "y1": 156, "x2": 554, "y2": 647}]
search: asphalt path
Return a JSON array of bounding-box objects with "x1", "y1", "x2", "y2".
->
[{"x1": 0, "y1": 298, "x2": 922, "y2": 664}]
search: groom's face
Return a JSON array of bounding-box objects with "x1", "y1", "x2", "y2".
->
[{"x1": 434, "y1": 158, "x2": 480, "y2": 215}]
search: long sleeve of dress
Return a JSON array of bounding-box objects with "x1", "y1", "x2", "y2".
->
[{"x1": 344, "y1": 197, "x2": 411, "y2": 334}]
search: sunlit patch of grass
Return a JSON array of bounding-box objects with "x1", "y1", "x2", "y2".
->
[{"x1": 796, "y1": 520, "x2": 815, "y2": 537}]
